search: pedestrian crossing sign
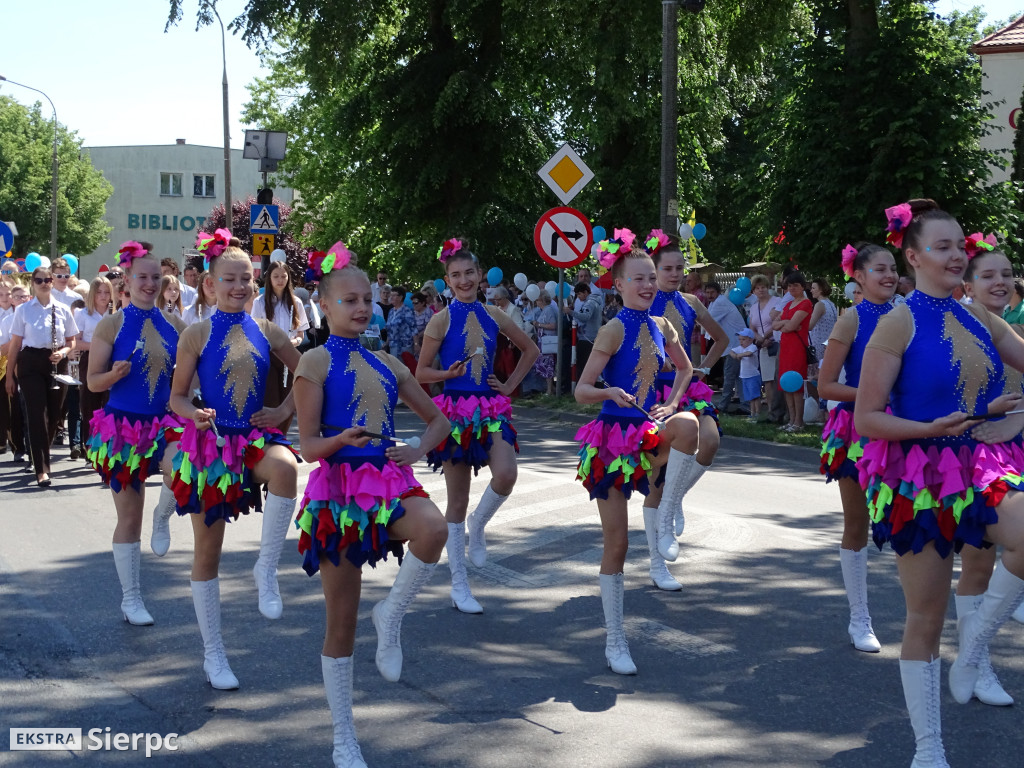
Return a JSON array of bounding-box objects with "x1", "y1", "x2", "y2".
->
[{"x1": 250, "y1": 205, "x2": 280, "y2": 234}]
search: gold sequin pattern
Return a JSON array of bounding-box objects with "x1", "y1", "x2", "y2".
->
[
  {"x1": 218, "y1": 323, "x2": 265, "y2": 419},
  {"x1": 346, "y1": 350, "x2": 392, "y2": 445},
  {"x1": 942, "y1": 310, "x2": 996, "y2": 415},
  {"x1": 632, "y1": 320, "x2": 660, "y2": 407},
  {"x1": 140, "y1": 318, "x2": 170, "y2": 401},
  {"x1": 463, "y1": 310, "x2": 492, "y2": 386}
]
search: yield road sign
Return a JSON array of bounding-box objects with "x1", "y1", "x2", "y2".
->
[
  {"x1": 538, "y1": 143, "x2": 594, "y2": 205},
  {"x1": 0, "y1": 221, "x2": 14, "y2": 255},
  {"x1": 533, "y1": 207, "x2": 593, "y2": 269},
  {"x1": 250, "y1": 204, "x2": 280, "y2": 234}
]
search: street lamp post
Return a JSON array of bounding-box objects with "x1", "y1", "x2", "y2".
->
[
  {"x1": 210, "y1": 2, "x2": 233, "y2": 231},
  {"x1": 0, "y1": 75, "x2": 58, "y2": 260},
  {"x1": 660, "y1": 1, "x2": 679, "y2": 233}
]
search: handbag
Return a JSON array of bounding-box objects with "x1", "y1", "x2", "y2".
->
[
  {"x1": 540, "y1": 335, "x2": 558, "y2": 354},
  {"x1": 801, "y1": 337, "x2": 817, "y2": 365},
  {"x1": 766, "y1": 339, "x2": 779, "y2": 357}
]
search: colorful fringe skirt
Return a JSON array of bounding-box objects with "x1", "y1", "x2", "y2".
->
[
  {"x1": 858, "y1": 437, "x2": 1024, "y2": 557},
  {"x1": 296, "y1": 455, "x2": 428, "y2": 575},
  {"x1": 85, "y1": 408, "x2": 183, "y2": 493},
  {"x1": 660, "y1": 379, "x2": 720, "y2": 428},
  {"x1": 171, "y1": 422, "x2": 294, "y2": 526},
  {"x1": 575, "y1": 414, "x2": 663, "y2": 501},
  {"x1": 427, "y1": 390, "x2": 518, "y2": 474},
  {"x1": 819, "y1": 403, "x2": 863, "y2": 483}
]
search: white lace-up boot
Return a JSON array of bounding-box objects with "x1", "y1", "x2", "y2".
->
[
  {"x1": 253, "y1": 493, "x2": 296, "y2": 619},
  {"x1": 447, "y1": 522, "x2": 482, "y2": 613},
  {"x1": 656, "y1": 449, "x2": 698, "y2": 561},
  {"x1": 322, "y1": 655, "x2": 368, "y2": 768},
  {"x1": 371, "y1": 551, "x2": 437, "y2": 681},
  {"x1": 467, "y1": 485, "x2": 509, "y2": 567},
  {"x1": 149, "y1": 483, "x2": 176, "y2": 557},
  {"x1": 954, "y1": 593, "x2": 1013, "y2": 706},
  {"x1": 900, "y1": 658, "x2": 949, "y2": 767},
  {"x1": 190, "y1": 578, "x2": 239, "y2": 690},
  {"x1": 599, "y1": 572, "x2": 637, "y2": 675},
  {"x1": 839, "y1": 547, "x2": 880, "y2": 652},
  {"x1": 112, "y1": 542, "x2": 154, "y2": 625},
  {"x1": 643, "y1": 506, "x2": 681, "y2": 591}
]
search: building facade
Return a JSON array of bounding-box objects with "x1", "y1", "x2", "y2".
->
[
  {"x1": 972, "y1": 17, "x2": 1024, "y2": 184},
  {"x1": 80, "y1": 141, "x2": 293, "y2": 278}
]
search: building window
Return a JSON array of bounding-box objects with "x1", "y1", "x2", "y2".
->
[
  {"x1": 160, "y1": 172, "x2": 183, "y2": 197},
  {"x1": 193, "y1": 174, "x2": 215, "y2": 198}
]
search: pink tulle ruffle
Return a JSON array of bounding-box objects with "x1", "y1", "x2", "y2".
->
[{"x1": 302, "y1": 459, "x2": 419, "y2": 508}]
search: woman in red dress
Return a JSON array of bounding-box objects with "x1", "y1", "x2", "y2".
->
[{"x1": 773, "y1": 272, "x2": 813, "y2": 432}]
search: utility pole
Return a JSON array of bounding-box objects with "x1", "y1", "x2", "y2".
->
[{"x1": 211, "y1": 2, "x2": 232, "y2": 231}]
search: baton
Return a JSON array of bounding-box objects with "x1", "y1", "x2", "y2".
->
[
  {"x1": 126, "y1": 339, "x2": 145, "y2": 361},
  {"x1": 208, "y1": 417, "x2": 226, "y2": 447},
  {"x1": 458, "y1": 346, "x2": 485, "y2": 366},
  {"x1": 321, "y1": 423, "x2": 422, "y2": 448},
  {"x1": 597, "y1": 382, "x2": 664, "y2": 428},
  {"x1": 966, "y1": 408, "x2": 1024, "y2": 422}
]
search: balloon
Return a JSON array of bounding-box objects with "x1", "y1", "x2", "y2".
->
[
  {"x1": 25, "y1": 252, "x2": 42, "y2": 271},
  {"x1": 545, "y1": 281, "x2": 557, "y2": 295},
  {"x1": 678, "y1": 222, "x2": 693, "y2": 240},
  {"x1": 779, "y1": 370, "x2": 805, "y2": 393},
  {"x1": 433, "y1": 278, "x2": 446, "y2": 293},
  {"x1": 270, "y1": 249, "x2": 287, "y2": 263},
  {"x1": 728, "y1": 287, "x2": 745, "y2": 306},
  {"x1": 735, "y1": 276, "x2": 752, "y2": 296},
  {"x1": 486, "y1": 267, "x2": 503, "y2": 285},
  {"x1": 63, "y1": 254, "x2": 79, "y2": 274},
  {"x1": 844, "y1": 282, "x2": 858, "y2": 302},
  {"x1": 560, "y1": 282, "x2": 573, "y2": 298},
  {"x1": 693, "y1": 223, "x2": 707, "y2": 240},
  {"x1": 404, "y1": 294, "x2": 413, "y2": 308},
  {"x1": 525, "y1": 284, "x2": 540, "y2": 301},
  {"x1": 39, "y1": 255, "x2": 51, "y2": 269},
  {"x1": 590, "y1": 243, "x2": 601, "y2": 256},
  {"x1": 513, "y1": 272, "x2": 528, "y2": 290},
  {"x1": 592, "y1": 225, "x2": 606, "y2": 242}
]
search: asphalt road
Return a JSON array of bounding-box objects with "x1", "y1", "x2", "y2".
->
[{"x1": 1, "y1": 408, "x2": 1023, "y2": 767}]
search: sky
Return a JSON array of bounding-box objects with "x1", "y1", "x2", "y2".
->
[{"x1": 1, "y1": 1, "x2": 1022, "y2": 150}]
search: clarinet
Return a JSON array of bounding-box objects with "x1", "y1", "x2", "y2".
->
[{"x1": 50, "y1": 304, "x2": 60, "y2": 389}]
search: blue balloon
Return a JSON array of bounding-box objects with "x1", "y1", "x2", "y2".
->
[
  {"x1": 736, "y1": 276, "x2": 752, "y2": 296},
  {"x1": 560, "y1": 282, "x2": 573, "y2": 298},
  {"x1": 433, "y1": 278, "x2": 446, "y2": 293},
  {"x1": 404, "y1": 294, "x2": 414, "y2": 308},
  {"x1": 487, "y1": 267, "x2": 503, "y2": 286},
  {"x1": 779, "y1": 370, "x2": 805, "y2": 393},
  {"x1": 592, "y1": 225, "x2": 606, "y2": 242},
  {"x1": 693, "y1": 223, "x2": 707, "y2": 240},
  {"x1": 25, "y1": 252, "x2": 42, "y2": 272},
  {"x1": 63, "y1": 254, "x2": 79, "y2": 274},
  {"x1": 728, "y1": 287, "x2": 745, "y2": 306}
]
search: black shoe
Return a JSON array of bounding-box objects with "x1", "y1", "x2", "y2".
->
[
  {"x1": 53, "y1": 428, "x2": 66, "y2": 446},
  {"x1": 69, "y1": 447, "x2": 81, "y2": 460}
]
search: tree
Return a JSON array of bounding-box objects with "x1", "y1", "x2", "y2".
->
[
  {"x1": 0, "y1": 96, "x2": 112, "y2": 257},
  {"x1": 200, "y1": 196, "x2": 309, "y2": 283}
]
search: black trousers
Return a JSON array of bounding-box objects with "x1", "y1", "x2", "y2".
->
[
  {"x1": 0, "y1": 372, "x2": 25, "y2": 453},
  {"x1": 17, "y1": 347, "x2": 65, "y2": 475}
]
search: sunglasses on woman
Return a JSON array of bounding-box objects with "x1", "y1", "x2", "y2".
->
[
  {"x1": 107, "y1": 271, "x2": 124, "y2": 279},
  {"x1": 33, "y1": 277, "x2": 53, "y2": 285}
]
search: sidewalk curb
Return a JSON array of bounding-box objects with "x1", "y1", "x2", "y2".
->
[{"x1": 512, "y1": 404, "x2": 821, "y2": 463}]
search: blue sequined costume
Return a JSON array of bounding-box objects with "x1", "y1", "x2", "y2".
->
[
  {"x1": 85, "y1": 304, "x2": 184, "y2": 492},
  {"x1": 649, "y1": 289, "x2": 717, "y2": 423}
]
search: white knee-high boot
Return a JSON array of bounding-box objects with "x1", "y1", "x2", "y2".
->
[
  {"x1": 949, "y1": 562, "x2": 1024, "y2": 703},
  {"x1": 467, "y1": 485, "x2": 509, "y2": 567},
  {"x1": 656, "y1": 449, "x2": 698, "y2": 561},
  {"x1": 839, "y1": 547, "x2": 880, "y2": 652},
  {"x1": 190, "y1": 578, "x2": 239, "y2": 690},
  {"x1": 372, "y1": 551, "x2": 437, "y2": 681},
  {"x1": 954, "y1": 593, "x2": 1013, "y2": 706},
  {"x1": 900, "y1": 658, "x2": 948, "y2": 768},
  {"x1": 149, "y1": 483, "x2": 177, "y2": 557},
  {"x1": 447, "y1": 522, "x2": 482, "y2": 614},
  {"x1": 674, "y1": 462, "x2": 707, "y2": 536},
  {"x1": 112, "y1": 541, "x2": 154, "y2": 625},
  {"x1": 643, "y1": 507, "x2": 681, "y2": 591},
  {"x1": 322, "y1": 655, "x2": 368, "y2": 768},
  {"x1": 253, "y1": 493, "x2": 296, "y2": 620},
  {"x1": 599, "y1": 572, "x2": 636, "y2": 675}
]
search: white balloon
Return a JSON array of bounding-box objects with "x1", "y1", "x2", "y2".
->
[
  {"x1": 591, "y1": 242, "x2": 601, "y2": 256},
  {"x1": 514, "y1": 272, "x2": 528, "y2": 290},
  {"x1": 844, "y1": 282, "x2": 858, "y2": 301},
  {"x1": 678, "y1": 223, "x2": 693, "y2": 240},
  {"x1": 545, "y1": 281, "x2": 557, "y2": 295},
  {"x1": 38, "y1": 256, "x2": 51, "y2": 268},
  {"x1": 525, "y1": 284, "x2": 540, "y2": 301},
  {"x1": 270, "y1": 249, "x2": 287, "y2": 263}
]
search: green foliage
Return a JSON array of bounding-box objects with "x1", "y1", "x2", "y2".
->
[{"x1": 0, "y1": 96, "x2": 112, "y2": 257}]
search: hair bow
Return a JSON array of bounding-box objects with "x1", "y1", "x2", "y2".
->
[
  {"x1": 965, "y1": 232, "x2": 998, "y2": 260},
  {"x1": 595, "y1": 228, "x2": 637, "y2": 271},
  {"x1": 305, "y1": 241, "x2": 354, "y2": 282},
  {"x1": 437, "y1": 238, "x2": 463, "y2": 263},
  {"x1": 116, "y1": 241, "x2": 149, "y2": 268},
  {"x1": 884, "y1": 203, "x2": 913, "y2": 249},
  {"x1": 840, "y1": 244, "x2": 857, "y2": 281},
  {"x1": 643, "y1": 228, "x2": 670, "y2": 256},
  {"x1": 195, "y1": 228, "x2": 232, "y2": 260}
]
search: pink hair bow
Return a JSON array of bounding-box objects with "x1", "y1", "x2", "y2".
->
[
  {"x1": 643, "y1": 228, "x2": 670, "y2": 256},
  {"x1": 437, "y1": 238, "x2": 462, "y2": 263},
  {"x1": 116, "y1": 241, "x2": 149, "y2": 268},
  {"x1": 595, "y1": 228, "x2": 637, "y2": 271},
  {"x1": 965, "y1": 232, "x2": 997, "y2": 260},
  {"x1": 840, "y1": 244, "x2": 857, "y2": 280},
  {"x1": 195, "y1": 228, "x2": 233, "y2": 259},
  {"x1": 884, "y1": 203, "x2": 913, "y2": 249}
]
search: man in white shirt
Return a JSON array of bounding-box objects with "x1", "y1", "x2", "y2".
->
[
  {"x1": 179, "y1": 261, "x2": 199, "y2": 308},
  {"x1": 371, "y1": 271, "x2": 388, "y2": 305},
  {"x1": 49, "y1": 258, "x2": 78, "y2": 308},
  {"x1": 706, "y1": 281, "x2": 748, "y2": 413}
]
